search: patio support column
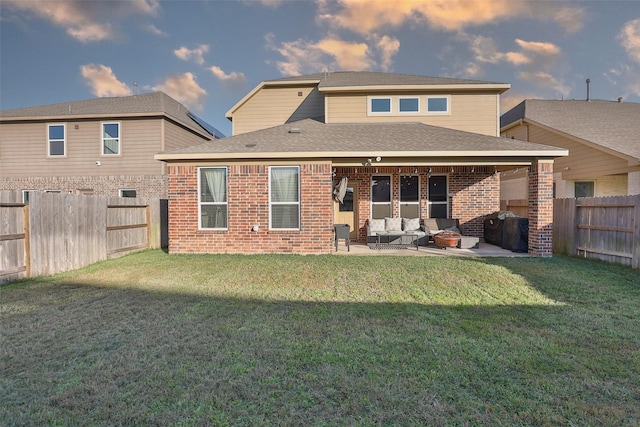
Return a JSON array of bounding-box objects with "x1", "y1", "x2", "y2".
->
[{"x1": 528, "y1": 159, "x2": 554, "y2": 257}]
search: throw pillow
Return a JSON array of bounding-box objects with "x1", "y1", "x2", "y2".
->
[
  {"x1": 403, "y1": 217, "x2": 420, "y2": 231},
  {"x1": 385, "y1": 217, "x2": 402, "y2": 232},
  {"x1": 368, "y1": 219, "x2": 386, "y2": 232}
]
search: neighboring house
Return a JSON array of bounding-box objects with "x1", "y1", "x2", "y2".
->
[
  {"x1": 500, "y1": 99, "x2": 640, "y2": 204},
  {"x1": 156, "y1": 71, "x2": 567, "y2": 256},
  {"x1": 0, "y1": 92, "x2": 223, "y2": 200}
]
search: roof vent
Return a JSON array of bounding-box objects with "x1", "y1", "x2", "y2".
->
[
  {"x1": 617, "y1": 97, "x2": 623, "y2": 103},
  {"x1": 245, "y1": 143, "x2": 256, "y2": 148},
  {"x1": 288, "y1": 128, "x2": 301, "y2": 134}
]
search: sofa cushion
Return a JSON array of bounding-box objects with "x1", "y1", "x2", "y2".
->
[
  {"x1": 403, "y1": 217, "x2": 420, "y2": 231},
  {"x1": 385, "y1": 217, "x2": 402, "y2": 232},
  {"x1": 368, "y1": 218, "x2": 386, "y2": 233}
]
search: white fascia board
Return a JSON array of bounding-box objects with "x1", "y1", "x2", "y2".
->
[
  {"x1": 319, "y1": 84, "x2": 511, "y2": 93},
  {"x1": 155, "y1": 148, "x2": 568, "y2": 161}
]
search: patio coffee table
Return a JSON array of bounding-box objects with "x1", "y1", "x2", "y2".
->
[{"x1": 376, "y1": 233, "x2": 419, "y2": 250}]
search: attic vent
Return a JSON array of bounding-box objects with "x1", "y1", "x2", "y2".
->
[{"x1": 288, "y1": 128, "x2": 301, "y2": 134}]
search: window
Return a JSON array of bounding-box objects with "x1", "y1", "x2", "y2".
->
[
  {"x1": 369, "y1": 97, "x2": 391, "y2": 113},
  {"x1": 102, "y1": 122, "x2": 120, "y2": 155},
  {"x1": 399, "y1": 97, "x2": 419, "y2": 113},
  {"x1": 48, "y1": 124, "x2": 65, "y2": 156},
  {"x1": 400, "y1": 175, "x2": 420, "y2": 218},
  {"x1": 199, "y1": 167, "x2": 228, "y2": 229},
  {"x1": 270, "y1": 166, "x2": 300, "y2": 229},
  {"x1": 575, "y1": 181, "x2": 594, "y2": 198},
  {"x1": 426, "y1": 96, "x2": 449, "y2": 114},
  {"x1": 427, "y1": 175, "x2": 448, "y2": 218},
  {"x1": 119, "y1": 189, "x2": 137, "y2": 198},
  {"x1": 22, "y1": 190, "x2": 36, "y2": 203},
  {"x1": 371, "y1": 175, "x2": 392, "y2": 219}
]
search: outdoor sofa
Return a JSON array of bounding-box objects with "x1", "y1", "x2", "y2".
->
[{"x1": 366, "y1": 217, "x2": 429, "y2": 249}]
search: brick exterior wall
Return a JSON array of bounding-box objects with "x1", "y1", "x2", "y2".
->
[
  {"x1": 0, "y1": 175, "x2": 168, "y2": 198},
  {"x1": 528, "y1": 161, "x2": 554, "y2": 257},
  {"x1": 167, "y1": 164, "x2": 334, "y2": 254},
  {"x1": 334, "y1": 166, "x2": 498, "y2": 242}
]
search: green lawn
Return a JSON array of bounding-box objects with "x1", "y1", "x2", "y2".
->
[{"x1": 1, "y1": 250, "x2": 639, "y2": 426}]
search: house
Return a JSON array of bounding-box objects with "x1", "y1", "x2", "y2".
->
[
  {"x1": 500, "y1": 99, "x2": 640, "y2": 206},
  {"x1": 155, "y1": 71, "x2": 567, "y2": 256},
  {"x1": 0, "y1": 92, "x2": 223, "y2": 200}
]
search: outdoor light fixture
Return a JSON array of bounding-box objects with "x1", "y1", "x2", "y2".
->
[{"x1": 376, "y1": 156, "x2": 382, "y2": 162}]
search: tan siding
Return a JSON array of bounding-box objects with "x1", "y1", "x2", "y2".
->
[
  {"x1": 526, "y1": 125, "x2": 632, "y2": 179},
  {"x1": 325, "y1": 93, "x2": 499, "y2": 136},
  {"x1": 232, "y1": 86, "x2": 324, "y2": 135},
  {"x1": 0, "y1": 119, "x2": 163, "y2": 178},
  {"x1": 163, "y1": 120, "x2": 211, "y2": 151}
]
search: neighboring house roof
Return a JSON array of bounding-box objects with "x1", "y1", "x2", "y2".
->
[
  {"x1": 226, "y1": 71, "x2": 510, "y2": 119},
  {"x1": 501, "y1": 99, "x2": 640, "y2": 162},
  {"x1": 0, "y1": 92, "x2": 224, "y2": 139},
  {"x1": 156, "y1": 118, "x2": 566, "y2": 162}
]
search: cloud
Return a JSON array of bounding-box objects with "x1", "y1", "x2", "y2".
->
[
  {"x1": 604, "y1": 64, "x2": 640, "y2": 99},
  {"x1": 618, "y1": 18, "x2": 640, "y2": 64},
  {"x1": 80, "y1": 64, "x2": 132, "y2": 97},
  {"x1": 152, "y1": 73, "x2": 206, "y2": 111},
  {"x1": 375, "y1": 35, "x2": 400, "y2": 72},
  {"x1": 209, "y1": 66, "x2": 246, "y2": 89},
  {"x1": 518, "y1": 71, "x2": 570, "y2": 98},
  {"x1": 468, "y1": 35, "x2": 535, "y2": 66},
  {"x1": 318, "y1": 0, "x2": 584, "y2": 34},
  {"x1": 266, "y1": 32, "x2": 399, "y2": 75},
  {"x1": 145, "y1": 23, "x2": 167, "y2": 37},
  {"x1": 174, "y1": 44, "x2": 209, "y2": 65},
  {"x1": 514, "y1": 39, "x2": 561, "y2": 56},
  {"x1": 3, "y1": 0, "x2": 159, "y2": 42}
]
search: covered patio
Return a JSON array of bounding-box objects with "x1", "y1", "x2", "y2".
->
[{"x1": 332, "y1": 241, "x2": 531, "y2": 257}]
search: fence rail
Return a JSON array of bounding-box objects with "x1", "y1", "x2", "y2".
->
[
  {"x1": 554, "y1": 195, "x2": 640, "y2": 269},
  {"x1": 0, "y1": 191, "x2": 166, "y2": 284}
]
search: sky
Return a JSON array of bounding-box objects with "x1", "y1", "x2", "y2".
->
[{"x1": 1, "y1": 0, "x2": 639, "y2": 137}]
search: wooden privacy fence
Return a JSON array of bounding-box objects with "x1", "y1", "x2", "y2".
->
[
  {"x1": 0, "y1": 191, "x2": 166, "y2": 284},
  {"x1": 554, "y1": 195, "x2": 640, "y2": 268},
  {"x1": 500, "y1": 199, "x2": 529, "y2": 218}
]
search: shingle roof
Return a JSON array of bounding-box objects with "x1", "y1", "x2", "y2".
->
[
  {"x1": 267, "y1": 71, "x2": 508, "y2": 88},
  {"x1": 501, "y1": 99, "x2": 640, "y2": 161},
  {"x1": 157, "y1": 118, "x2": 566, "y2": 161},
  {"x1": 0, "y1": 92, "x2": 223, "y2": 139}
]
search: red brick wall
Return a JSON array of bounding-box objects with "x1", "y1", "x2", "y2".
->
[
  {"x1": 167, "y1": 163, "x2": 334, "y2": 254},
  {"x1": 528, "y1": 161, "x2": 554, "y2": 257}
]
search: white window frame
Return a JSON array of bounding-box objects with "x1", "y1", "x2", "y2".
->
[
  {"x1": 367, "y1": 96, "x2": 392, "y2": 115},
  {"x1": 47, "y1": 123, "x2": 66, "y2": 157},
  {"x1": 371, "y1": 175, "x2": 392, "y2": 219},
  {"x1": 101, "y1": 122, "x2": 121, "y2": 156},
  {"x1": 119, "y1": 189, "x2": 137, "y2": 198},
  {"x1": 198, "y1": 166, "x2": 228, "y2": 230},
  {"x1": 269, "y1": 166, "x2": 300, "y2": 230},
  {"x1": 398, "y1": 97, "x2": 420, "y2": 114},
  {"x1": 426, "y1": 96, "x2": 450, "y2": 115},
  {"x1": 22, "y1": 190, "x2": 36, "y2": 203},
  {"x1": 399, "y1": 175, "x2": 420, "y2": 218}
]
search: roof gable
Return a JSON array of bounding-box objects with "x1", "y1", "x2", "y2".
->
[
  {"x1": 1, "y1": 92, "x2": 224, "y2": 139},
  {"x1": 501, "y1": 99, "x2": 640, "y2": 162}
]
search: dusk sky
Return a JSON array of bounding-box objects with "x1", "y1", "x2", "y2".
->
[{"x1": 1, "y1": 0, "x2": 639, "y2": 136}]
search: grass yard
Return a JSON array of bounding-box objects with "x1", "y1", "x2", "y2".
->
[{"x1": 1, "y1": 250, "x2": 639, "y2": 426}]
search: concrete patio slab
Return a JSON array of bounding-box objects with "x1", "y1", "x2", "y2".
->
[{"x1": 332, "y1": 242, "x2": 530, "y2": 257}]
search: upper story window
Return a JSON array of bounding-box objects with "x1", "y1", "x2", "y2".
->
[
  {"x1": 48, "y1": 124, "x2": 65, "y2": 156},
  {"x1": 369, "y1": 97, "x2": 392, "y2": 114},
  {"x1": 102, "y1": 122, "x2": 120, "y2": 155},
  {"x1": 426, "y1": 96, "x2": 450, "y2": 114},
  {"x1": 270, "y1": 166, "x2": 300, "y2": 230},
  {"x1": 199, "y1": 167, "x2": 228, "y2": 229},
  {"x1": 399, "y1": 97, "x2": 419, "y2": 113}
]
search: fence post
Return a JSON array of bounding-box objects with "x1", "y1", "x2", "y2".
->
[
  {"x1": 146, "y1": 205, "x2": 151, "y2": 249},
  {"x1": 633, "y1": 196, "x2": 640, "y2": 269},
  {"x1": 23, "y1": 204, "x2": 31, "y2": 278}
]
